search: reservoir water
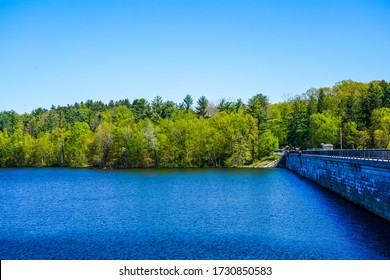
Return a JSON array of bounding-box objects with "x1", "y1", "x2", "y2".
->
[{"x1": 0, "y1": 168, "x2": 389, "y2": 259}]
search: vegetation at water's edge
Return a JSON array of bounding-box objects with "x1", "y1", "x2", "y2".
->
[
  {"x1": 0, "y1": 79, "x2": 389, "y2": 168},
  {"x1": 242, "y1": 155, "x2": 282, "y2": 168}
]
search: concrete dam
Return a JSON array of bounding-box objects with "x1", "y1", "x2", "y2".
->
[{"x1": 282, "y1": 150, "x2": 390, "y2": 222}]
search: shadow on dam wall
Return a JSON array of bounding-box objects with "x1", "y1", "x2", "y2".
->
[{"x1": 283, "y1": 152, "x2": 390, "y2": 222}]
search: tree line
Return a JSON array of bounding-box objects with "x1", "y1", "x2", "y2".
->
[
  {"x1": 0, "y1": 79, "x2": 389, "y2": 168},
  {"x1": 272, "y1": 80, "x2": 390, "y2": 150}
]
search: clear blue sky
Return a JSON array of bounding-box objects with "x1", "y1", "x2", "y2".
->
[{"x1": 1, "y1": 0, "x2": 389, "y2": 113}]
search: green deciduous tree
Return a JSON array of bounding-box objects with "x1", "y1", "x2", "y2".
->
[
  {"x1": 35, "y1": 132, "x2": 54, "y2": 167},
  {"x1": 112, "y1": 105, "x2": 134, "y2": 126},
  {"x1": 310, "y1": 112, "x2": 341, "y2": 147},
  {"x1": 65, "y1": 122, "x2": 93, "y2": 166},
  {"x1": 343, "y1": 121, "x2": 359, "y2": 149},
  {"x1": 90, "y1": 122, "x2": 115, "y2": 167},
  {"x1": 0, "y1": 131, "x2": 11, "y2": 167},
  {"x1": 258, "y1": 130, "x2": 279, "y2": 158},
  {"x1": 371, "y1": 108, "x2": 390, "y2": 148},
  {"x1": 142, "y1": 120, "x2": 159, "y2": 167}
]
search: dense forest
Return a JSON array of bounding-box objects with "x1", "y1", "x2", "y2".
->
[{"x1": 0, "y1": 80, "x2": 389, "y2": 168}]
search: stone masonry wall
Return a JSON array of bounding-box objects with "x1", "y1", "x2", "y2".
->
[{"x1": 285, "y1": 153, "x2": 390, "y2": 221}]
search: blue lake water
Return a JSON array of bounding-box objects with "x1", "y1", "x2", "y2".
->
[{"x1": 0, "y1": 168, "x2": 389, "y2": 260}]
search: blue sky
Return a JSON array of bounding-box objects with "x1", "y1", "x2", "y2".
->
[{"x1": 1, "y1": 0, "x2": 389, "y2": 113}]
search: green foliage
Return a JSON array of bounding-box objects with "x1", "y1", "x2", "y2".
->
[
  {"x1": 65, "y1": 122, "x2": 93, "y2": 167},
  {"x1": 90, "y1": 122, "x2": 115, "y2": 167},
  {"x1": 0, "y1": 131, "x2": 10, "y2": 167},
  {"x1": 34, "y1": 132, "x2": 55, "y2": 167},
  {"x1": 317, "y1": 88, "x2": 325, "y2": 113},
  {"x1": 371, "y1": 108, "x2": 390, "y2": 148},
  {"x1": 195, "y1": 96, "x2": 209, "y2": 118},
  {"x1": 356, "y1": 130, "x2": 370, "y2": 149},
  {"x1": 218, "y1": 99, "x2": 234, "y2": 113},
  {"x1": 0, "y1": 80, "x2": 389, "y2": 168},
  {"x1": 247, "y1": 93, "x2": 268, "y2": 133},
  {"x1": 0, "y1": 110, "x2": 18, "y2": 135},
  {"x1": 287, "y1": 97, "x2": 309, "y2": 148},
  {"x1": 183, "y1": 94, "x2": 193, "y2": 110},
  {"x1": 258, "y1": 130, "x2": 279, "y2": 158},
  {"x1": 360, "y1": 82, "x2": 383, "y2": 128},
  {"x1": 112, "y1": 105, "x2": 134, "y2": 126},
  {"x1": 309, "y1": 112, "x2": 341, "y2": 147},
  {"x1": 260, "y1": 155, "x2": 280, "y2": 161},
  {"x1": 343, "y1": 121, "x2": 359, "y2": 149},
  {"x1": 382, "y1": 80, "x2": 390, "y2": 108},
  {"x1": 132, "y1": 98, "x2": 151, "y2": 121}
]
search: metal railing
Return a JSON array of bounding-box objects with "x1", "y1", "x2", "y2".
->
[{"x1": 295, "y1": 149, "x2": 390, "y2": 162}]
